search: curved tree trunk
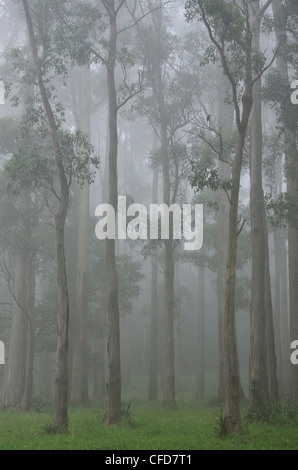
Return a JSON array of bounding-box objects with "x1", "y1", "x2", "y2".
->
[
  {"x1": 224, "y1": 131, "x2": 248, "y2": 433},
  {"x1": 23, "y1": 0, "x2": 70, "y2": 428}
]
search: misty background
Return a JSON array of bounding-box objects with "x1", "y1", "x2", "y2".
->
[{"x1": 0, "y1": 0, "x2": 296, "y2": 434}]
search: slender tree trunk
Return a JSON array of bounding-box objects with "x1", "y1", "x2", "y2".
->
[
  {"x1": 92, "y1": 334, "x2": 106, "y2": 400},
  {"x1": 264, "y1": 218, "x2": 279, "y2": 401},
  {"x1": 273, "y1": 165, "x2": 290, "y2": 397},
  {"x1": 104, "y1": 1, "x2": 121, "y2": 424},
  {"x1": 195, "y1": 263, "x2": 205, "y2": 400},
  {"x1": 161, "y1": 126, "x2": 176, "y2": 409},
  {"x1": 217, "y1": 73, "x2": 234, "y2": 403},
  {"x1": 54, "y1": 210, "x2": 70, "y2": 428},
  {"x1": 224, "y1": 91, "x2": 253, "y2": 432},
  {"x1": 36, "y1": 352, "x2": 53, "y2": 399},
  {"x1": 21, "y1": 257, "x2": 36, "y2": 410},
  {"x1": 158, "y1": 44, "x2": 176, "y2": 412},
  {"x1": 280, "y1": 229, "x2": 290, "y2": 396},
  {"x1": 23, "y1": 0, "x2": 70, "y2": 428},
  {"x1": 3, "y1": 199, "x2": 35, "y2": 408},
  {"x1": 272, "y1": 0, "x2": 298, "y2": 403},
  {"x1": 130, "y1": 0, "x2": 176, "y2": 407},
  {"x1": 35, "y1": 278, "x2": 53, "y2": 399},
  {"x1": 273, "y1": 227, "x2": 283, "y2": 391},
  {"x1": 3, "y1": 39, "x2": 36, "y2": 410},
  {"x1": 249, "y1": 3, "x2": 268, "y2": 410},
  {"x1": 149, "y1": 159, "x2": 158, "y2": 401},
  {"x1": 71, "y1": 65, "x2": 91, "y2": 406}
]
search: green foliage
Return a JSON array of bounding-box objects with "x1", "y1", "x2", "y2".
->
[
  {"x1": 265, "y1": 192, "x2": 298, "y2": 229},
  {"x1": 246, "y1": 402, "x2": 298, "y2": 425},
  {"x1": 44, "y1": 422, "x2": 69, "y2": 435},
  {"x1": 185, "y1": 0, "x2": 274, "y2": 91},
  {"x1": 52, "y1": 0, "x2": 105, "y2": 67},
  {"x1": 185, "y1": 0, "x2": 245, "y2": 43},
  {"x1": 189, "y1": 158, "x2": 235, "y2": 194},
  {"x1": 200, "y1": 45, "x2": 217, "y2": 66},
  {"x1": 263, "y1": 68, "x2": 298, "y2": 130},
  {"x1": 213, "y1": 409, "x2": 227, "y2": 437},
  {"x1": 262, "y1": 133, "x2": 284, "y2": 189},
  {"x1": 261, "y1": 14, "x2": 275, "y2": 34},
  {"x1": 1, "y1": 114, "x2": 98, "y2": 197},
  {"x1": 0, "y1": 116, "x2": 20, "y2": 155}
]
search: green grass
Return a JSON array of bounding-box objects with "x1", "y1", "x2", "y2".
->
[
  {"x1": 0, "y1": 373, "x2": 298, "y2": 450},
  {"x1": 0, "y1": 399, "x2": 298, "y2": 450}
]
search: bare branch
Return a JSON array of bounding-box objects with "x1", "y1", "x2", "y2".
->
[
  {"x1": 237, "y1": 217, "x2": 246, "y2": 238},
  {"x1": 252, "y1": 43, "x2": 280, "y2": 86}
]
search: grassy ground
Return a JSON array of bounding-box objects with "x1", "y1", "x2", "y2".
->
[
  {"x1": 0, "y1": 374, "x2": 298, "y2": 450},
  {"x1": 0, "y1": 400, "x2": 298, "y2": 450}
]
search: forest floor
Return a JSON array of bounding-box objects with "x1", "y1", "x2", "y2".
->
[
  {"x1": 0, "y1": 374, "x2": 298, "y2": 450},
  {"x1": 0, "y1": 400, "x2": 298, "y2": 450}
]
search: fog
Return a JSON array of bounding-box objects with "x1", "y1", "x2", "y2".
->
[{"x1": 0, "y1": 0, "x2": 297, "y2": 450}]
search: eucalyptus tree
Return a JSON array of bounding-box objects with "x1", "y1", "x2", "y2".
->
[
  {"x1": 185, "y1": 0, "x2": 277, "y2": 433},
  {"x1": 51, "y1": 0, "x2": 146, "y2": 424},
  {"x1": 127, "y1": 0, "x2": 201, "y2": 408},
  {"x1": 70, "y1": 65, "x2": 91, "y2": 406},
  {"x1": 4, "y1": 0, "x2": 97, "y2": 428},
  {"x1": 0, "y1": 163, "x2": 38, "y2": 410},
  {"x1": 249, "y1": 0, "x2": 278, "y2": 411},
  {"x1": 264, "y1": 0, "x2": 298, "y2": 402}
]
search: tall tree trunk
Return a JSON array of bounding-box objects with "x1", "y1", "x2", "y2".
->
[
  {"x1": 71, "y1": 65, "x2": 91, "y2": 406},
  {"x1": 3, "y1": 38, "x2": 36, "y2": 410},
  {"x1": 264, "y1": 216, "x2": 279, "y2": 401},
  {"x1": 224, "y1": 90, "x2": 253, "y2": 432},
  {"x1": 157, "y1": 25, "x2": 176, "y2": 413},
  {"x1": 161, "y1": 131, "x2": 176, "y2": 409},
  {"x1": 36, "y1": 352, "x2": 53, "y2": 399},
  {"x1": 23, "y1": 0, "x2": 70, "y2": 428},
  {"x1": 21, "y1": 256, "x2": 36, "y2": 410},
  {"x1": 3, "y1": 195, "x2": 35, "y2": 408},
  {"x1": 104, "y1": 1, "x2": 121, "y2": 424},
  {"x1": 217, "y1": 73, "x2": 234, "y2": 403},
  {"x1": 129, "y1": 0, "x2": 176, "y2": 407},
  {"x1": 195, "y1": 263, "x2": 205, "y2": 400},
  {"x1": 148, "y1": 159, "x2": 158, "y2": 401},
  {"x1": 280, "y1": 228, "x2": 290, "y2": 397},
  {"x1": 273, "y1": 165, "x2": 290, "y2": 397},
  {"x1": 273, "y1": 226, "x2": 283, "y2": 391},
  {"x1": 249, "y1": 2, "x2": 269, "y2": 410},
  {"x1": 272, "y1": 0, "x2": 298, "y2": 403},
  {"x1": 54, "y1": 197, "x2": 70, "y2": 429}
]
